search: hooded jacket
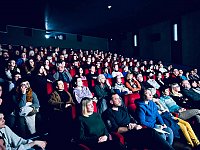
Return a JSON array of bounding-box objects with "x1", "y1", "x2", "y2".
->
[{"x1": 136, "y1": 100, "x2": 164, "y2": 128}]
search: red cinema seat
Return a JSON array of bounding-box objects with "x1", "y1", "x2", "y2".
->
[
  {"x1": 70, "y1": 68, "x2": 76, "y2": 77},
  {"x1": 107, "y1": 78, "x2": 113, "y2": 86},
  {"x1": 123, "y1": 93, "x2": 140, "y2": 112},
  {"x1": 63, "y1": 82, "x2": 69, "y2": 92},
  {"x1": 97, "y1": 68, "x2": 102, "y2": 75},
  {"x1": 84, "y1": 69, "x2": 89, "y2": 75},
  {"x1": 156, "y1": 89, "x2": 161, "y2": 98},
  {"x1": 82, "y1": 80, "x2": 89, "y2": 87},
  {"x1": 93, "y1": 101, "x2": 97, "y2": 113},
  {"x1": 91, "y1": 79, "x2": 96, "y2": 87},
  {"x1": 143, "y1": 75, "x2": 147, "y2": 81},
  {"x1": 121, "y1": 77, "x2": 125, "y2": 84},
  {"x1": 47, "y1": 82, "x2": 53, "y2": 95}
]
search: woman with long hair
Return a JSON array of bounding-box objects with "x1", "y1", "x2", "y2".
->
[
  {"x1": 125, "y1": 73, "x2": 141, "y2": 93},
  {"x1": 77, "y1": 97, "x2": 125, "y2": 150}
]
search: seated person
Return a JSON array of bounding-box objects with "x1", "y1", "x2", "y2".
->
[
  {"x1": 73, "y1": 77, "x2": 93, "y2": 104},
  {"x1": 76, "y1": 97, "x2": 125, "y2": 150},
  {"x1": 146, "y1": 72, "x2": 160, "y2": 90},
  {"x1": 159, "y1": 86, "x2": 200, "y2": 124},
  {"x1": 4, "y1": 59, "x2": 20, "y2": 82},
  {"x1": 103, "y1": 68, "x2": 113, "y2": 79},
  {"x1": 136, "y1": 89, "x2": 174, "y2": 145},
  {"x1": 154, "y1": 92, "x2": 200, "y2": 148},
  {"x1": 190, "y1": 80, "x2": 200, "y2": 94},
  {"x1": 113, "y1": 76, "x2": 131, "y2": 97},
  {"x1": 136, "y1": 73, "x2": 154, "y2": 90},
  {"x1": 102, "y1": 93, "x2": 174, "y2": 150},
  {"x1": 188, "y1": 69, "x2": 200, "y2": 81},
  {"x1": 163, "y1": 72, "x2": 171, "y2": 87},
  {"x1": 171, "y1": 83, "x2": 191, "y2": 108},
  {"x1": 94, "y1": 74, "x2": 114, "y2": 114},
  {"x1": 24, "y1": 59, "x2": 37, "y2": 76},
  {"x1": 122, "y1": 66, "x2": 129, "y2": 77},
  {"x1": 125, "y1": 73, "x2": 141, "y2": 93},
  {"x1": 53, "y1": 62, "x2": 72, "y2": 83},
  {"x1": 111, "y1": 64, "x2": 123, "y2": 78},
  {"x1": 86, "y1": 65, "x2": 98, "y2": 91},
  {"x1": 179, "y1": 69, "x2": 187, "y2": 81},
  {"x1": 48, "y1": 80, "x2": 75, "y2": 148},
  {"x1": 181, "y1": 80, "x2": 200, "y2": 108},
  {"x1": 12, "y1": 80, "x2": 40, "y2": 137},
  {"x1": 75, "y1": 67, "x2": 87, "y2": 80},
  {"x1": 170, "y1": 69, "x2": 182, "y2": 85},
  {"x1": 156, "y1": 72, "x2": 165, "y2": 88},
  {"x1": 0, "y1": 112, "x2": 46, "y2": 150}
]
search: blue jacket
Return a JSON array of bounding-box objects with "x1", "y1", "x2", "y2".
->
[{"x1": 136, "y1": 100, "x2": 164, "y2": 128}]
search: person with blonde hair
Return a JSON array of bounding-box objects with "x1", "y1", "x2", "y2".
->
[
  {"x1": 171, "y1": 83, "x2": 190, "y2": 108},
  {"x1": 153, "y1": 87, "x2": 200, "y2": 148},
  {"x1": 77, "y1": 97, "x2": 125, "y2": 150}
]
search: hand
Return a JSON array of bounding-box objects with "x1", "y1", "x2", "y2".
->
[
  {"x1": 135, "y1": 125, "x2": 142, "y2": 130},
  {"x1": 93, "y1": 97, "x2": 98, "y2": 103},
  {"x1": 65, "y1": 104, "x2": 71, "y2": 108},
  {"x1": 98, "y1": 135, "x2": 108, "y2": 143},
  {"x1": 34, "y1": 140, "x2": 47, "y2": 150},
  {"x1": 20, "y1": 86, "x2": 27, "y2": 94},
  {"x1": 47, "y1": 79, "x2": 53, "y2": 82},
  {"x1": 152, "y1": 98, "x2": 159, "y2": 103},
  {"x1": 179, "y1": 108, "x2": 186, "y2": 112},
  {"x1": 133, "y1": 77, "x2": 137, "y2": 81},
  {"x1": 0, "y1": 98, "x2": 2, "y2": 105},
  {"x1": 128, "y1": 123, "x2": 136, "y2": 130},
  {"x1": 161, "y1": 124, "x2": 167, "y2": 129}
]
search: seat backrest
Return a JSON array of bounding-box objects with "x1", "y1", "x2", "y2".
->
[
  {"x1": 70, "y1": 68, "x2": 76, "y2": 77},
  {"x1": 82, "y1": 80, "x2": 88, "y2": 87},
  {"x1": 63, "y1": 82, "x2": 69, "y2": 92},
  {"x1": 143, "y1": 75, "x2": 147, "y2": 81},
  {"x1": 123, "y1": 93, "x2": 141, "y2": 112},
  {"x1": 47, "y1": 82, "x2": 53, "y2": 95},
  {"x1": 97, "y1": 68, "x2": 102, "y2": 75},
  {"x1": 118, "y1": 68, "x2": 123, "y2": 73},
  {"x1": 121, "y1": 77, "x2": 125, "y2": 84},
  {"x1": 107, "y1": 78, "x2": 113, "y2": 86},
  {"x1": 84, "y1": 69, "x2": 89, "y2": 75}
]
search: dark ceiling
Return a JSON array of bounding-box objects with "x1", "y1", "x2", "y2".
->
[{"x1": 1, "y1": 0, "x2": 200, "y2": 38}]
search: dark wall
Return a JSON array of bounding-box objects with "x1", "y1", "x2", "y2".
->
[
  {"x1": 0, "y1": 25, "x2": 108, "y2": 50},
  {"x1": 139, "y1": 21, "x2": 171, "y2": 62},
  {"x1": 111, "y1": 10, "x2": 200, "y2": 69},
  {"x1": 182, "y1": 10, "x2": 200, "y2": 68},
  {"x1": 0, "y1": 31, "x2": 8, "y2": 44}
]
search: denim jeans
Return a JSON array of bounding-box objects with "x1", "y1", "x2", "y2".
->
[{"x1": 156, "y1": 126, "x2": 174, "y2": 145}]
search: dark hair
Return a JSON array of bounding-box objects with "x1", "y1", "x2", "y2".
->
[{"x1": 160, "y1": 85, "x2": 170, "y2": 93}]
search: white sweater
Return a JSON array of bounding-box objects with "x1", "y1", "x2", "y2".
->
[{"x1": 0, "y1": 125, "x2": 33, "y2": 150}]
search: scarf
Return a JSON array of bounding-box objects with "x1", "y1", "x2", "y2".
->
[{"x1": 16, "y1": 87, "x2": 33, "y2": 102}]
